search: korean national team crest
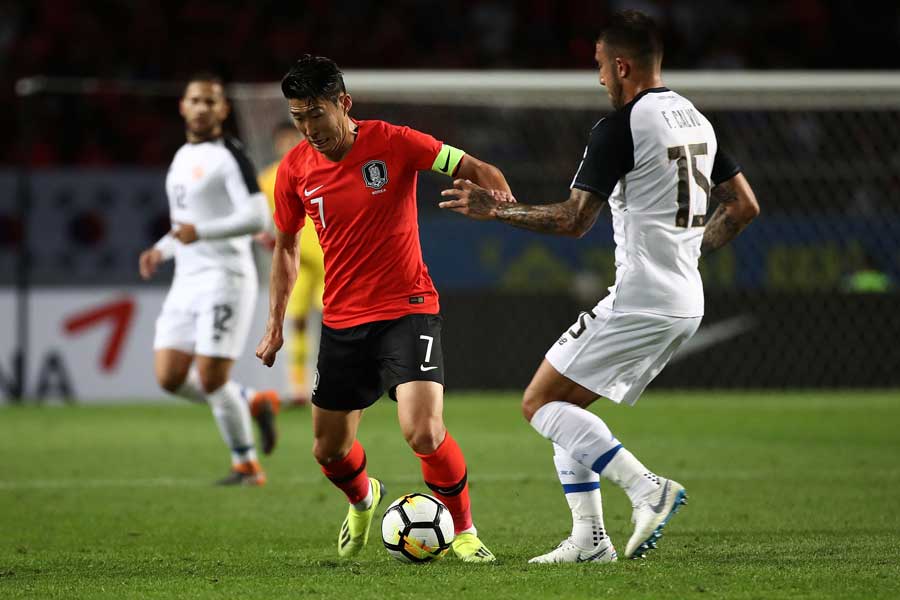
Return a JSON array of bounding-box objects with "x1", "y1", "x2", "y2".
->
[{"x1": 362, "y1": 159, "x2": 388, "y2": 190}]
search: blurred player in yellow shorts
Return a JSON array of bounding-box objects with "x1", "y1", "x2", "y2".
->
[{"x1": 258, "y1": 122, "x2": 324, "y2": 405}]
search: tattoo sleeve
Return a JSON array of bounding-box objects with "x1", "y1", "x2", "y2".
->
[
  {"x1": 491, "y1": 188, "x2": 605, "y2": 237},
  {"x1": 701, "y1": 180, "x2": 743, "y2": 255}
]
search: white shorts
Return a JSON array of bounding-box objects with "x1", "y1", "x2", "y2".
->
[
  {"x1": 153, "y1": 273, "x2": 257, "y2": 359},
  {"x1": 545, "y1": 305, "x2": 701, "y2": 406}
]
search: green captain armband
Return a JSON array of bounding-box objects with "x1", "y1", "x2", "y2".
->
[{"x1": 431, "y1": 144, "x2": 466, "y2": 177}]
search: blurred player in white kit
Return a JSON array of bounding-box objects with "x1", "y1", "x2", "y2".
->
[{"x1": 139, "y1": 73, "x2": 280, "y2": 486}]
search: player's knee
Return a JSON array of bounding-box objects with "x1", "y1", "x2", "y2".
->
[
  {"x1": 403, "y1": 420, "x2": 446, "y2": 454},
  {"x1": 196, "y1": 368, "x2": 227, "y2": 394},
  {"x1": 157, "y1": 371, "x2": 185, "y2": 394},
  {"x1": 521, "y1": 387, "x2": 550, "y2": 423}
]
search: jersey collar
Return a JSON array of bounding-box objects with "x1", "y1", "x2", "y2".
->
[
  {"x1": 337, "y1": 119, "x2": 364, "y2": 163},
  {"x1": 186, "y1": 135, "x2": 223, "y2": 145},
  {"x1": 628, "y1": 86, "x2": 670, "y2": 107}
]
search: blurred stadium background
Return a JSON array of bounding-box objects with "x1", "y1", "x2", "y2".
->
[
  {"x1": 3, "y1": 4, "x2": 900, "y2": 599},
  {"x1": 2, "y1": 0, "x2": 899, "y2": 402}
]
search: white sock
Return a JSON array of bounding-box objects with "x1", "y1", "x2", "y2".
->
[
  {"x1": 600, "y1": 448, "x2": 660, "y2": 506},
  {"x1": 172, "y1": 369, "x2": 205, "y2": 404},
  {"x1": 531, "y1": 401, "x2": 658, "y2": 505},
  {"x1": 239, "y1": 384, "x2": 257, "y2": 406},
  {"x1": 553, "y1": 443, "x2": 606, "y2": 549},
  {"x1": 530, "y1": 401, "x2": 621, "y2": 470},
  {"x1": 352, "y1": 481, "x2": 373, "y2": 510},
  {"x1": 206, "y1": 381, "x2": 257, "y2": 465}
]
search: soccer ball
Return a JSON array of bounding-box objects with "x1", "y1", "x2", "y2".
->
[{"x1": 381, "y1": 493, "x2": 454, "y2": 563}]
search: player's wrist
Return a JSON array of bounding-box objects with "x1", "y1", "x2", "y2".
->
[
  {"x1": 265, "y1": 316, "x2": 285, "y2": 332},
  {"x1": 491, "y1": 202, "x2": 510, "y2": 220}
]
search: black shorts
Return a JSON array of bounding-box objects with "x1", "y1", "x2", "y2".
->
[{"x1": 312, "y1": 313, "x2": 445, "y2": 411}]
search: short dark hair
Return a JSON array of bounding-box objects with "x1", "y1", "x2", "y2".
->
[
  {"x1": 185, "y1": 71, "x2": 225, "y2": 91},
  {"x1": 597, "y1": 10, "x2": 663, "y2": 68},
  {"x1": 281, "y1": 55, "x2": 346, "y2": 103}
]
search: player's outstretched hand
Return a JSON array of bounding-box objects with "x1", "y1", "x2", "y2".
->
[
  {"x1": 138, "y1": 248, "x2": 162, "y2": 280},
  {"x1": 256, "y1": 327, "x2": 284, "y2": 368},
  {"x1": 172, "y1": 222, "x2": 199, "y2": 244},
  {"x1": 439, "y1": 179, "x2": 508, "y2": 220}
]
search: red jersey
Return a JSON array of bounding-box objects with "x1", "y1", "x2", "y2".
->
[{"x1": 274, "y1": 120, "x2": 443, "y2": 329}]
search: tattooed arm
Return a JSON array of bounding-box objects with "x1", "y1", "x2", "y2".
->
[
  {"x1": 701, "y1": 172, "x2": 760, "y2": 255},
  {"x1": 439, "y1": 179, "x2": 605, "y2": 238}
]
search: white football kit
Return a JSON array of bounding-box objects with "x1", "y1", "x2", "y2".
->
[
  {"x1": 546, "y1": 87, "x2": 741, "y2": 404},
  {"x1": 153, "y1": 137, "x2": 270, "y2": 359}
]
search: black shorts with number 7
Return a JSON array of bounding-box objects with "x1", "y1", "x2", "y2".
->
[{"x1": 311, "y1": 313, "x2": 445, "y2": 411}]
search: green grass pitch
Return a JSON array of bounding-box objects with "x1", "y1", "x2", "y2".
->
[{"x1": 1, "y1": 391, "x2": 898, "y2": 599}]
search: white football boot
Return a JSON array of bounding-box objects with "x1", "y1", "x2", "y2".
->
[
  {"x1": 529, "y1": 537, "x2": 617, "y2": 564},
  {"x1": 624, "y1": 477, "x2": 688, "y2": 559}
]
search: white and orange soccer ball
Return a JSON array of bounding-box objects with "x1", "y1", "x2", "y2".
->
[{"x1": 381, "y1": 493, "x2": 454, "y2": 563}]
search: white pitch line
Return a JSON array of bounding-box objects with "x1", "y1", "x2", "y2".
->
[
  {"x1": 1, "y1": 469, "x2": 896, "y2": 491},
  {"x1": 0, "y1": 473, "x2": 539, "y2": 491}
]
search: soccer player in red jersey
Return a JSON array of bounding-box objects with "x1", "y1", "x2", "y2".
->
[{"x1": 256, "y1": 55, "x2": 511, "y2": 562}]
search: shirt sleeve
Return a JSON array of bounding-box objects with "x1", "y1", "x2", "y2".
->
[
  {"x1": 711, "y1": 147, "x2": 742, "y2": 185},
  {"x1": 570, "y1": 112, "x2": 634, "y2": 197},
  {"x1": 273, "y1": 158, "x2": 305, "y2": 234},
  {"x1": 153, "y1": 233, "x2": 177, "y2": 260},
  {"x1": 391, "y1": 125, "x2": 443, "y2": 172},
  {"x1": 195, "y1": 149, "x2": 270, "y2": 240}
]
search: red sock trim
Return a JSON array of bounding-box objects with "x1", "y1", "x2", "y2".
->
[{"x1": 321, "y1": 439, "x2": 370, "y2": 505}]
